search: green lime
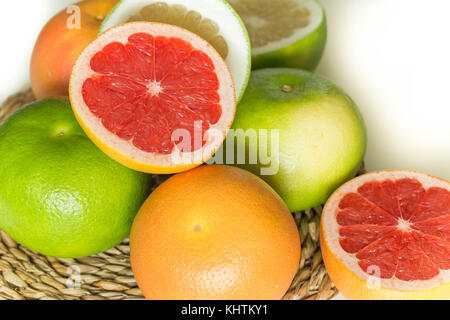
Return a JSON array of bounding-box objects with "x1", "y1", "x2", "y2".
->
[
  {"x1": 229, "y1": 0, "x2": 327, "y2": 71},
  {"x1": 0, "y1": 99, "x2": 152, "y2": 258},
  {"x1": 223, "y1": 68, "x2": 366, "y2": 212}
]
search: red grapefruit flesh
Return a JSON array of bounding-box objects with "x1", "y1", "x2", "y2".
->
[
  {"x1": 70, "y1": 22, "x2": 236, "y2": 174},
  {"x1": 321, "y1": 170, "x2": 450, "y2": 299}
]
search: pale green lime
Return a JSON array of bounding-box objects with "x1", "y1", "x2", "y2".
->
[{"x1": 223, "y1": 68, "x2": 366, "y2": 212}]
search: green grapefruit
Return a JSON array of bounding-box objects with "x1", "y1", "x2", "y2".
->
[
  {"x1": 222, "y1": 68, "x2": 366, "y2": 212},
  {"x1": 0, "y1": 99, "x2": 152, "y2": 258},
  {"x1": 228, "y1": 0, "x2": 327, "y2": 71}
]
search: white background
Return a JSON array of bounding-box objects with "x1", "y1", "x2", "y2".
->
[
  {"x1": 0, "y1": 0, "x2": 448, "y2": 301},
  {"x1": 317, "y1": 0, "x2": 450, "y2": 181},
  {"x1": 0, "y1": 0, "x2": 449, "y2": 181}
]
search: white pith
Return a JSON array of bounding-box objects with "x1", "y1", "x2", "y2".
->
[
  {"x1": 237, "y1": 0, "x2": 324, "y2": 56},
  {"x1": 100, "y1": 0, "x2": 251, "y2": 102},
  {"x1": 322, "y1": 171, "x2": 450, "y2": 291},
  {"x1": 146, "y1": 80, "x2": 163, "y2": 96},
  {"x1": 397, "y1": 218, "x2": 412, "y2": 232},
  {"x1": 70, "y1": 22, "x2": 236, "y2": 168}
]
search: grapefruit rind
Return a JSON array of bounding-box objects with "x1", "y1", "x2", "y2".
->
[
  {"x1": 229, "y1": 0, "x2": 326, "y2": 71},
  {"x1": 321, "y1": 170, "x2": 450, "y2": 299},
  {"x1": 100, "y1": 0, "x2": 251, "y2": 102},
  {"x1": 321, "y1": 232, "x2": 450, "y2": 300},
  {"x1": 70, "y1": 22, "x2": 236, "y2": 174}
]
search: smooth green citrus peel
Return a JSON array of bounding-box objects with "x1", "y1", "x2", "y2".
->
[
  {"x1": 100, "y1": 0, "x2": 251, "y2": 102},
  {"x1": 223, "y1": 68, "x2": 366, "y2": 212},
  {"x1": 229, "y1": 0, "x2": 327, "y2": 70},
  {"x1": 0, "y1": 100, "x2": 152, "y2": 258}
]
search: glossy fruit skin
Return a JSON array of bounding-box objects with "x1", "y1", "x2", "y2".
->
[
  {"x1": 0, "y1": 99, "x2": 151, "y2": 258},
  {"x1": 251, "y1": 2, "x2": 327, "y2": 71},
  {"x1": 130, "y1": 165, "x2": 300, "y2": 300},
  {"x1": 226, "y1": 68, "x2": 366, "y2": 212},
  {"x1": 30, "y1": 0, "x2": 118, "y2": 99}
]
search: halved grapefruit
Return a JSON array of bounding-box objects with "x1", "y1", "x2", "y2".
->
[
  {"x1": 100, "y1": 0, "x2": 251, "y2": 102},
  {"x1": 320, "y1": 170, "x2": 450, "y2": 300},
  {"x1": 69, "y1": 22, "x2": 236, "y2": 174}
]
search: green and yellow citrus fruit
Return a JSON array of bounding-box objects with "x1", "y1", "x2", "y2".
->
[
  {"x1": 229, "y1": 0, "x2": 327, "y2": 70},
  {"x1": 0, "y1": 99, "x2": 151, "y2": 258},
  {"x1": 223, "y1": 68, "x2": 366, "y2": 212}
]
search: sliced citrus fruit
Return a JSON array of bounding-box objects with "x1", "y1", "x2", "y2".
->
[
  {"x1": 321, "y1": 170, "x2": 450, "y2": 300},
  {"x1": 229, "y1": 0, "x2": 327, "y2": 71},
  {"x1": 100, "y1": 0, "x2": 251, "y2": 102},
  {"x1": 69, "y1": 22, "x2": 236, "y2": 174}
]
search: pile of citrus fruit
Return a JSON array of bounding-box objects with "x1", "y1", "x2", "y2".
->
[{"x1": 0, "y1": 0, "x2": 447, "y2": 300}]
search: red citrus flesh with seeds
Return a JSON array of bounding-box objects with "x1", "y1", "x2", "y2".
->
[
  {"x1": 70, "y1": 22, "x2": 236, "y2": 174},
  {"x1": 321, "y1": 171, "x2": 450, "y2": 299}
]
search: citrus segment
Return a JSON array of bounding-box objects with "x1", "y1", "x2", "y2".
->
[
  {"x1": 321, "y1": 170, "x2": 450, "y2": 299},
  {"x1": 412, "y1": 231, "x2": 450, "y2": 270},
  {"x1": 395, "y1": 232, "x2": 442, "y2": 281},
  {"x1": 100, "y1": 0, "x2": 251, "y2": 102},
  {"x1": 337, "y1": 193, "x2": 398, "y2": 226},
  {"x1": 70, "y1": 22, "x2": 236, "y2": 174},
  {"x1": 411, "y1": 187, "x2": 450, "y2": 222},
  {"x1": 413, "y1": 216, "x2": 450, "y2": 242},
  {"x1": 339, "y1": 225, "x2": 396, "y2": 254}
]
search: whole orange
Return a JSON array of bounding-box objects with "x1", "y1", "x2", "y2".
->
[
  {"x1": 130, "y1": 165, "x2": 301, "y2": 300},
  {"x1": 30, "y1": 0, "x2": 118, "y2": 99}
]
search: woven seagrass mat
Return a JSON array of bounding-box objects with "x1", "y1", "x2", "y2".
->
[{"x1": 0, "y1": 90, "x2": 348, "y2": 300}]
